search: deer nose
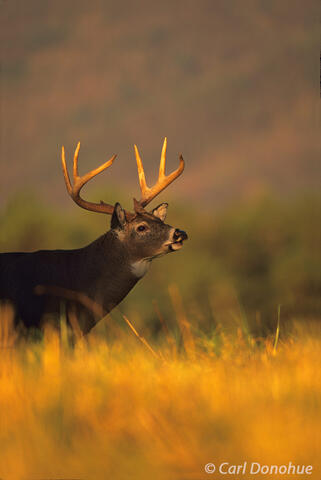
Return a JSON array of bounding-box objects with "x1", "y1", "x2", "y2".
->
[{"x1": 173, "y1": 229, "x2": 188, "y2": 241}]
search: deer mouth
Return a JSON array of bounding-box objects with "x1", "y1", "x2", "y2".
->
[
  {"x1": 166, "y1": 229, "x2": 188, "y2": 252},
  {"x1": 169, "y1": 241, "x2": 184, "y2": 251}
]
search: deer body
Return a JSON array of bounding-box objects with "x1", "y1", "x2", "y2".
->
[
  {"x1": 0, "y1": 139, "x2": 187, "y2": 335},
  {"x1": 1, "y1": 232, "x2": 141, "y2": 333}
]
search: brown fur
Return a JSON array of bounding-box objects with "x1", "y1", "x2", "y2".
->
[{"x1": 0, "y1": 204, "x2": 187, "y2": 335}]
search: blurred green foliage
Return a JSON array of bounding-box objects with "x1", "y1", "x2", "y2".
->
[{"x1": 1, "y1": 192, "x2": 320, "y2": 337}]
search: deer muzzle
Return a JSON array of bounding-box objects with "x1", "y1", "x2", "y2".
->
[
  {"x1": 173, "y1": 229, "x2": 188, "y2": 241},
  {"x1": 169, "y1": 229, "x2": 188, "y2": 251}
]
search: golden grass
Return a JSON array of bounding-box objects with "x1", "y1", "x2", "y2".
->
[{"x1": 0, "y1": 306, "x2": 320, "y2": 480}]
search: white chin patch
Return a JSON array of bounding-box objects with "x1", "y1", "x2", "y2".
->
[
  {"x1": 170, "y1": 241, "x2": 183, "y2": 251},
  {"x1": 131, "y1": 259, "x2": 151, "y2": 278}
]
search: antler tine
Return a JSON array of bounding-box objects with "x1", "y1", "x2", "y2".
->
[
  {"x1": 60, "y1": 142, "x2": 119, "y2": 215},
  {"x1": 61, "y1": 145, "x2": 72, "y2": 195},
  {"x1": 159, "y1": 136, "x2": 167, "y2": 178},
  {"x1": 134, "y1": 144, "x2": 148, "y2": 195},
  {"x1": 76, "y1": 153, "x2": 117, "y2": 191},
  {"x1": 135, "y1": 138, "x2": 185, "y2": 208},
  {"x1": 73, "y1": 141, "x2": 81, "y2": 180}
]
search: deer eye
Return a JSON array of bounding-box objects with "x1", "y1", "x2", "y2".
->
[{"x1": 137, "y1": 225, "x2": 147, "y2": 232}]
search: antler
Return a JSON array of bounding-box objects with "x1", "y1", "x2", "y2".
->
[
  {"x1": 61, "y1": 142, "x2": 118, "y2": 215},
  {"x1": 61, "y1": 139, "x2": 184, "y2": 217},
  {"x1": 134, "y1": 137, "x2": 184, "y2": 208}
]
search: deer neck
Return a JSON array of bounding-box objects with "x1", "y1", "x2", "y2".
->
[
  {"x1": 86, "y1": 231, "x2": 147, "y2": 313},
  {"x1": 130, "y1": 258, "x2": 151, "y2": 278}
]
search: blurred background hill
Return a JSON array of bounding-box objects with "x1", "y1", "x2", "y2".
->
[
  {"x1": 1, "y1": 0, "x2": 320, "y2": 335},
  {"x1": 1, "y1": 0, "x2": 319, "y2": 207}
]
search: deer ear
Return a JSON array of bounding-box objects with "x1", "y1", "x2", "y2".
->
[
  {"x1": 152, "y1": 203, "x2": 168, "y2": 221},
  {"x1": 111, "y1": 203, "x2": 127, "y2": 229}
]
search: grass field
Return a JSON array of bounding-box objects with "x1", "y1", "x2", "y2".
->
[
  {"x1": 0, "y1": 302, "x2": 320, "y2": 480},
  {"x1": 1, "y1": 193, "x2": 320, "y2": 479}
]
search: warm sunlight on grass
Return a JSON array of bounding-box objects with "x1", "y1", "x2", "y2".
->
[{"x1": 0, "y1": 304, "x2": 320, "y2": 480}]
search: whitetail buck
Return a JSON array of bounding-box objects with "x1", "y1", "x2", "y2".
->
[{"x1": 0, "y1": 138, "x2": 187, "y2": 335}]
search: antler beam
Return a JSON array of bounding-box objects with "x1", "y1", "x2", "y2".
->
[
  {"x1": 61, "y1": 142, "x2": 118, "y2": 215},
  {"x1": 134, "y1": 137, "x2": 185, "y2": 208}
]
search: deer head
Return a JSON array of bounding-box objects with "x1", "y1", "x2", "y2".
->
[{"x1": 61, "y1": 138, "x2": 188, "y2": 276}]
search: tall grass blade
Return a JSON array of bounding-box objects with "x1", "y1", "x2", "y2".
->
[{"x1": 273, "y1": 304, "x2": 281, "y2": 355}]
